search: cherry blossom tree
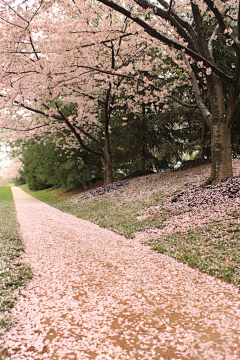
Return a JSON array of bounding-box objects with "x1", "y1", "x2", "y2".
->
[
  {"x1": 94, "y1": 0, "x2": 240, "y2": 184},
  {"x1": 0, "y1": 0, "x2": 239, "y2": 184},
  {"x1": 0, "y1": 1, "x2": 154, "y2": 184},
  {"x1": 3, "y1": 157, "x2": 23, "y2": 181}
]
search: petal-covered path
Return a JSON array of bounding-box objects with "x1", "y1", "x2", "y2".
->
[{"x1": 2, "y1": 187, "x2": 240, "y2": 359}]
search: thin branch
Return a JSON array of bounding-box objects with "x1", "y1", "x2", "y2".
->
[
  {"x1": 1, "y1": 0, "x2": 29, "y2": 23},
  {"x1": 98, "y1": 0, "x2": 233, "y2": 84},
  {"x1": 70, "y1": 88, "x2": 105, "y2": 107},
  {"x1": 203, "y1": 0, "x2": 240, "y2": 54},
  {"x1": 168, "y1": 94, "x2": 198, "y2": 108},
  {"x1": 3, "y1": 124, "x2": 48, "y2": 132},
  {"x1": 78, "y1": 31, "x2": 139, "y2": 49},
  {"x1": 0, "y1": 15, "x2": 24, "y2": 28},
  {"x1": 29, "y1": 34, "x2": 40, "y2": 61}
]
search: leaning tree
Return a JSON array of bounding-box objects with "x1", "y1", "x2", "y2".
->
[{"x1": 95, "y1": 0, "x2": 240, "y2": 184}]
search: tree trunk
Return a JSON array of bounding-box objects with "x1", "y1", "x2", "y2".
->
[
  {"x1": 199, "y1": 122, "x2": 206, "y2": 160},
  {"x1": 101, "y1": 138, "x2": 113, "y2": 185},
  {"x1": 101, "y1": 83, "x2": 114, "y2": 185},
  {"x1": 141, "y1": 104, "x2": 146, "y2": 170},
  {"x1": 206, "y1": 74, "x2": 233, "y2": 184},
  {"x1": 210, "y1": 120, "x2": 232, "y2": 184},
  {"x1": 101, "y1": 155, "x2": 113, "y2": 185}
]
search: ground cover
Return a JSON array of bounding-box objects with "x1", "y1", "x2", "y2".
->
[
  {"x1": 2, "y1": 186, "x2": 240, "y2": 359},
  {"x1": 0, "y1": 186, "x2": 32, "y2": 333},
  {"x1": 20, "y1": 160, "x2": 240, "y2": 287}
]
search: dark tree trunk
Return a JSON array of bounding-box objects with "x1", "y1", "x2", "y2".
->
[
  {"x1": 141, "y1": 104, "x2": 146, "y2": 170},
  {"x1": 207, "y1": 74, "x2": 233, "y2": 183},
  {"x1": 102, "y1": 84, "x2": 114, "y2": 185},
  {"x1": 199, "y1": 122, "x2": 206, "y2": 160},
  {"x1": 210, "y1": 120, "x2": 232, "y2": 184},
  {"x1": 101, "y1": 128, "x2": 113, "y2": 185}
]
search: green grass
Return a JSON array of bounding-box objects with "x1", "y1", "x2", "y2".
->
[
  {"x1": 19, "y1": 166, "x2": 240, "y2": 287},
  {"x1": 20, "y1": 183, "x2": 169, "y2": 238},
  {"x1": 0, "y1": 186, "x2": 32, "y2": 332},
  {"x1": 148, "y1": 220, "x2": 240, "y2": 286},
  {"x1": 19, "y1": 184, "x2": 63, "y2": 204}
]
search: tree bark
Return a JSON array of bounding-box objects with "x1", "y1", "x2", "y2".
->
[
  {"x1": 206, "y1": 73, "x2": 233, "y2": 184},
  {"x1": 210, "y1": 120, "x2": 232, "y2": 184},
  {"x1": 101, "y1": 143, "x2": 113, "y2": 185},
  {"x1": 199, "y1": 122, "x2": 206, "y2": 160},
  {"x1": 141, "y1": 104, "x2": 146, "y2": 170}
]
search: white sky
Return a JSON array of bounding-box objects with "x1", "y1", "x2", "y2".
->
[{"x1": 0, "y1": 143, "x2": 11, "y2": 176}]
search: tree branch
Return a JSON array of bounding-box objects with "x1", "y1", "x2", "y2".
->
[
  {"x1": 97, "y1": 0, "x2": 233, "y2": 84},
  {"x1": 54, "y1": 102, "x2": 103, "y2": 154},
  {"x1": 183, "y1": 55, "x2": 212, "y2": 127},
  {"x1": 203, "y1": 0, "x2": 240, "y2": 54},
  {"x1": 134, "y1": 0, "x2": 198, "y2": 52},
  {"x1": 167, "y1": 94, "x2": 198, "y2": 108},
  {"x1": 2, "y1": 124, "x2": 48, "y2": 132}
]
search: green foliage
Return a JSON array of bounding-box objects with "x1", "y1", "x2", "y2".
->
[
  {"x1": 4, "y1": 176, "x2": 26, "y2": 187},
  {"x1": 110, "y1": 100, "x2": 207, "y2": 176},
  {"x1": 20, "y1": 138, "x2": 103, "y2": 191},
  {"x1": 110, "y1": 112, "x2": 160, "y2": 175}
]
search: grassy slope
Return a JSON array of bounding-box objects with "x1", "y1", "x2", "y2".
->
[
  {"x1": 0, "y1": 187, "x2": 32, "y2": 332},
  {"x1": 20, "y1": 164, "x2": 240, "y2": 287}
]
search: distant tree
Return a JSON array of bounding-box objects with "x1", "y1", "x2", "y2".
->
[
  {"x1": 3, "y1": 157, "x2": 23, "y2": 181},
  {"x1": 19, "y1": 138, "x2": 103, "y2": 191}
]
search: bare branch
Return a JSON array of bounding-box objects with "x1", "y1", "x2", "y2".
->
[
  {"x1": 168, "y1": 94, "x2": 198, "y2": 108},
  {"x1": 183, "y1": 55, "x2": 212, "y2": 127},
  {"x1": 203, "y1": 0, "x2": 240, "y2": 54},
  {"x1": 98, "y1": 0, "x2": 233, "y2": 84}
]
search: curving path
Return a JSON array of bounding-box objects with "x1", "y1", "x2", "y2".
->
[{"x1": 1, "y1": 187, "x2": 240, "y2": 359}]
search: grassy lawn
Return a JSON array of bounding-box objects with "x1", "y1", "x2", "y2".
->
[
  {"x1": 0, "y1": 186, "x2": 32, "y2": 332},
  {"x1": 19, "y1": 184, "x2": 63, "y2": 204},
  {"x1": 148, "y1": 220, "x2": 240, "y2": 286},
  {"x1": 19, "y1": 165, "x2": 240, "y2": 287},
  {"x1": 20, "y1": 181, "x2": 170, "y2": 238}
]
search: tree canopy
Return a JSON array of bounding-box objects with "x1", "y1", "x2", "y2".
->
[{"x1": 0, "y1": 0, "x2": 239, "y2": 185}]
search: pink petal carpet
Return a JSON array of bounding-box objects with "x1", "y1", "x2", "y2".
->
[{"x1": 1, "y1": 187, "x2": 240, "y2": 359}]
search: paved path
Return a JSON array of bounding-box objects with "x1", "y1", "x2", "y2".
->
[{"x1": 2, "y1": 187, "x2": 240, "y2": 359}]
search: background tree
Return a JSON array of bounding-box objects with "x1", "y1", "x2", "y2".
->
[
  {"x1": 1, "y1": 0, "x2": 239, "y2": 185},
  {"x1": 96, "y1": 0, "x2": 240, "y2": 184},
  {"x1": 19, "y1": 137, "x2": 103, "y2": 190},
  {"x1": 0, "y1": 2, "x2": 151, "y2": 184}
]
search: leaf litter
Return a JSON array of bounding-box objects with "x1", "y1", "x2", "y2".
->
[{"x1": 1, "y1": 174, "x2": 240, "y2": 359}]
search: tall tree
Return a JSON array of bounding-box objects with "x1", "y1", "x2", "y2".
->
[
  {"x1": 95, "y1": 0, "x2": 240, "y2": 184},
  {"x1": 1, "y1": 0, "x2": 239, "y2": 184},
  {"x1": 0, "y1": 1, "x2": 149, "y2": 184}
]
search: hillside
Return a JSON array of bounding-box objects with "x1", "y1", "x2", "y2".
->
[{"x1": 21, "y1": 160, "x2": 240, "y2": 287}]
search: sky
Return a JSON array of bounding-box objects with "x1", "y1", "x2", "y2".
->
[{"x1": 0, "y1": 143, "x2": 11, "y2": 177}]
